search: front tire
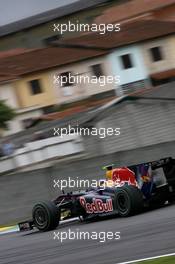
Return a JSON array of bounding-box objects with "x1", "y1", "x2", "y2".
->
[
  {"x1": 32, "y1": 201, "x2": 60, "y2": 231},
  {"x1": 116, "y1": 185, "x2": 143, "y2": 217}
]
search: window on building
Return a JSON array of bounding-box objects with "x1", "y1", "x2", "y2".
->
[
  {"x1": 120, "y1": 54, "x2": 133, "y2": 69},
  {"x1": 60, "y1": 72, "x2": 74, "y2": 87},
  {"x1": 150, "y1": 46, "x2": 163, "y2": 62},
  {"x1": 59, "y1": 71, "x2": 74, "y2": 96},
  {"x1": 29, "y1": 79, "x2": 42, "y2": 95},
  {"x1": 90, "y1": 64, "x2": 104, "y2": 78}
]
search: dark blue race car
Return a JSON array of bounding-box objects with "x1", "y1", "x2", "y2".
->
[{"x1": 19, "y1": 157, "x2": 175, "y2": 232}]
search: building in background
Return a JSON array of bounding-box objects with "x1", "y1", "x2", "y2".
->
[
  {"x1": 0, "y1": 46, "x2": 118, "y2": 135},
  {"x1": 108, "y1": 44, "x2": 149, "y2": 96},
  {"x1": 0, "y1": 80, "x2": 43, "y2": 135},
  {"x1": 141, "y1": 35, "x2": 175, "y2": 86},
  {"x1": 0, "y1": 0, "x2": 175, "y2": 136},
  {"x1": 51, "y1": 55, "x2": 116, "y2": 104}
]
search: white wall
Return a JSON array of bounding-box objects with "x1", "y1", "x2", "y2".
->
[
  {"x1": 0, "y1": 83, "x2": 18, "y2": 108},
  {"x1": 141, "y1": 35, "x2": 175, "y2": 74},
  {"x1": 109, "y1": 44, "x2": 148, "y2": 95},
  {"x1": 49, "y1": 55, "x2": 117, "y2": 104},
  {"x1": 0, "y1": 134, "x2": 84, "y2": 174}
]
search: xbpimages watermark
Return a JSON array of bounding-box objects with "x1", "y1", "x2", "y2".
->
[
  {"x1": 53, "y1": 125, "x2": 121, "y2": 139},
  {"x1": 53, "y1": 177, "x2": 138, "y2": 191},
  {"x1": 53, "y1": 21, "x2": 120, "y2": 35},
  {"x1": 53, "y1": 229, "x2": 121, "y2": 243},
  {"x1": 53, "y1": 178, "x2": 105, "y2": 190},
  {"x1": 53, "y1": 73, "x2": 120, "y2": 87}
]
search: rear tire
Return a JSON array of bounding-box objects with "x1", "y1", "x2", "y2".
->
[
  {"x1": 116, "y1": 185, "x2": 143, "y2": 217},
  {"x1": 32, "y1": 201, "x2": 60, "y2": 231}
]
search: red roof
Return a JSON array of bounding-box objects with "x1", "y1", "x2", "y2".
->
[
  {"x1": 150, "y1": 69, "x2": 175, "y2": 80},
  {"x1": 59, "y1": 11, "x2": 175, "y2": 49},
  {"x1": 0, "y1": 47, "x2": 107, "y2": 83},
  {"x1": 0, "y1": 48, "x2": 34, "y2": 59},
  {"x1": 58, "y1": 0, "x2": 175, "y2": 50},
  {"x1": 95, "y1": 0, "x2": 175, "y2": 24},
  {"x1": 40, "y1": 96, "x2": 116, "y2": 121}
]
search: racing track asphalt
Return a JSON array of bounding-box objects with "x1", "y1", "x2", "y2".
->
[{"x1": 0, "y1": 204, "x2": 175, "y2": 264}]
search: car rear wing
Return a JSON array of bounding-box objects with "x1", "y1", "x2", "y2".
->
[{"x1": 130, "y1": 157, "x2": 175, "y2": 189}]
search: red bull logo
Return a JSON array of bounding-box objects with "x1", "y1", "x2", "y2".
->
[{"x1": 79, "y1": 197, "x2": 113, "y2": 214}]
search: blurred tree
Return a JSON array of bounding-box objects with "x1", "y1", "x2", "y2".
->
[{"x1": 0, "y1": 100, "x2": 16, "y2": 130}]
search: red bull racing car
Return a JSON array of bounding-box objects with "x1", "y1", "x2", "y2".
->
[{"x1": 19, "y1": 157, "x2": 175, "y2": 232}]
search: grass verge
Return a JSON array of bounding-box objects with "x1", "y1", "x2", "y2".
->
[{"x1": 139, "y1": 256, "x2": 175, "y2": 264}]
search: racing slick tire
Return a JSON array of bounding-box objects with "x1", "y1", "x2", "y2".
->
[
  {"x1": 116, "y1": 185, "x2": 143, "y2": 217},
  {"x1": 32, "y1": 201, "x2": 60, "y2": 231}
]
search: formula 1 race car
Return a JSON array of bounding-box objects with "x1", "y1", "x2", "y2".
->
[{"x1": 19, "y1": 157, "x2": 175, "y2": 232}]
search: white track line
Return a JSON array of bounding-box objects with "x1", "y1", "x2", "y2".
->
[{"x1": 116, "y1": 252, "x2": 175, "y2": 264}]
